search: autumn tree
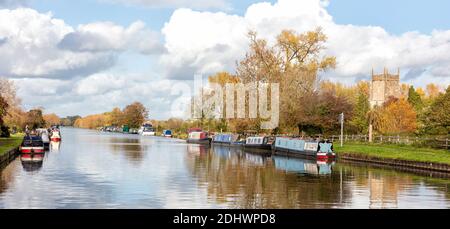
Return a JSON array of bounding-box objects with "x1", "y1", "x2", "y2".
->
[
  {"x1": 108, "y1": 107, "x2": 123, "y2": 127},
  {"x1": 122, "y1": 102, "x2": 148, "y2": 128},
  {"x1": 43, "y1": 113, "x2": 61, "y2": 127},
  {"x1": 0, "y1": 78, "x2": 25, "y2": 132},
  {"x1": 235, "y1": 28, "x2": 336, "y2": 133},
  {"x1": 0, "y1": 95, "x2": 9, "y2": 137},
  {"x1": 25, "y1": 109, "x2": 46, "y2": 130},
  {"x1": 379, "y1": 98, "x2": 417, "y2": 134}
]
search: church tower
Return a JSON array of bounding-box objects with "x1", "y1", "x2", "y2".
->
[{"x1": 369, "y1": 68, "x2": 401, "y2": 108}]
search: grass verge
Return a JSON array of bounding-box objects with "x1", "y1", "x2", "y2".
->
[
  {"x1": 335, "y1": 142, "x2": 450, "y2": 165},
  {"x1": 0, "y1": 133, "x2": 24, "y2": 156}
]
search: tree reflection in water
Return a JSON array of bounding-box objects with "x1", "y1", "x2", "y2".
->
[
  {"x1": 108, "y1": 137, "x2": 145, "y2": 165},
  {"x1": 186, "y1": 145, "x2": 352, "y2": 208}
]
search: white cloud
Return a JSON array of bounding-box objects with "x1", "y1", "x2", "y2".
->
[
  {"x1": 59, "y1": 21, "x2": 165, "y2": 54},
  {"x1": 160, "y1": 0, "x2": 450, "y2": 87},
  {"x1": 0, "y1": 8, "x2": 163, "y2": 79},
  {"x1": 102, "y1": 0, "x2": 230, "y2": 10}
]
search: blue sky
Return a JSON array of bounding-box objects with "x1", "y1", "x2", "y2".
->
[{"x1": 1, "y1": 0, "x2": 450, "y2": 118}]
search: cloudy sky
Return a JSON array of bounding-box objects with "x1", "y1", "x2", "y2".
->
[{"x1": 1, "y1": 0, "x2": 450, "y2": 119}]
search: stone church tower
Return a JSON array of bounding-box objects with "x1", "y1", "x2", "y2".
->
[{"x1": 369, "y1": 68, "x2": 401, "y2": 108}]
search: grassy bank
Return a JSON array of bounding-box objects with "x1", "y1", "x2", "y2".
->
[
  {"x1": 0, "y1": 134, "x2": 24, "y2": 156},
  {"x1": 335, "y1": 142, "x2": 450, "y2": 165}
]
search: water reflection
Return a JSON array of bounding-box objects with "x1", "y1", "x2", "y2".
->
[
  {"x1": 272, "y1": 156, "x2": 334, "y2": 175},
  {"x1": 50, "y1": 141, "x2": 60, "y2": 152},
  {"x1": 108, "y1": 137, "x2": 145, "y2": 164},
  {"x1": 187, "y1": 145, "x2": 352, "y2": 208},
  {"x1": 20, "y1": 154, "x2": 44, "y2": 173},
  {"x1": 0, "y1": 128, "x2": 449, "y2": 209}
]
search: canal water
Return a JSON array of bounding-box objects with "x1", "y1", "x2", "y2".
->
[{"x1": 0, "y1": 128, "x2": 449, "y2": 209}]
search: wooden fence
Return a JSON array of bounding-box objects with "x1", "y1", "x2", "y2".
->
[{"x1": 330, "y1": 135, "x2": 450, "y2": 150}]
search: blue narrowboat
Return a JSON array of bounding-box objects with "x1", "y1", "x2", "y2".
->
[
  {"x1": 212, "y1": 133, "x2": 244, "y2": 146},
  {"x1": 273, "y1": 137, "x2": 335, "y2": 160}
]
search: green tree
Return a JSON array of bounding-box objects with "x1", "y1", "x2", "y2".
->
[
  {"x1": 350, "y1": 91, "x2": 370, "y2": 133},
  {"x1": 407, "y1": 86, "x2": 423, "y2": 112},
  {"x1": 425, "y1": 86, "x2": 450, "y2": 135}
]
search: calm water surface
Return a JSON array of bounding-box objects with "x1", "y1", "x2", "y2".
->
[{"x1": 0, "y1": 128, "x2": 449, "y2": 209}]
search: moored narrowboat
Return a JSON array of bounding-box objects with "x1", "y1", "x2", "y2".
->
[
  {"x1": 187, "y1": 131, "x2": 211, "y2": 145},
  {"x1": 20, "y1": 136, "x2": 45, "y2": 154},
  {"x1": 273, "y1": 137, "x2": 336, "y2": 160},
  {"x1": 212, "y1": 133, "x2": 244, "y2": 146},
  {"x1": 243, "y1": 136, "x2": 273, "y2": 151}
]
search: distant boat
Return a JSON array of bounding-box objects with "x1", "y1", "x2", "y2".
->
[
  {"x1": 187, "y1": 131, "x2": 211, "y2": 145},
  {"x1": 273, "y1": 137, "x2": 336, "y2": 160},
  {"x1": 50, "y1": 129, "x2": 61, "y2": 142},
  {"x1": 162, "y1": 130, "x2": 173, "y2": 138},
  {"x1": 138, "y1": 124, "x2": 153, "y2": 135},
  {"x1": 20, "y1": 135, "x2": 45, "y2": 154},
  {"x1": 141, "y1": 127, "x2": 156, "y2": 136},
  {"x1": 244, "y1": 136, "x2": 274, "y2": 151}
]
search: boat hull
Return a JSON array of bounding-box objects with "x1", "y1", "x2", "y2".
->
[
  {"x1": 244, "y1": 144, "x2": 272, "y2": 150},
  {"x1": 187, "y1": 138, "x2": 211, "y2": 145},
  {"x1": 274, "y1": 147, "x2": 336, "y2": 160},
  {"x1": 20, "y1": 147, "x2": 45, "y2": 154}
]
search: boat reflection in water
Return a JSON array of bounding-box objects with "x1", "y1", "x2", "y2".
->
[
  {"x1": 50, "y1": 141, "x2": 61, "y2": 152},
  {"x1": 20, "y1": 154, "x2": 44, "y2": 172},
  {"x1": 187, "y1": 144, "x2": 210, "y2": 157},
  {"x1": 272, "y1": 156, "x2": 335, "y2": 175}
]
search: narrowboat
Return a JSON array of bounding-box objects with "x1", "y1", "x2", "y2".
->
[
  {"x1": 50, "y1": 129, "x2": 61, "y2": 142},
  {"x1": 273, "y1": 137, "x2": 336, "y2": 160},
  {"x1": 212, "y1": 133, "x2": 244, "y2": 146},
  {"x1": 243, "y1": 136, "x2": 274, "y2": 151},
  {"x1": 20, "y1": 136, "x2": 45, "y2": 154},
  {"x1": 187, "y1": 131, "x2": 211, "y2": 145}
]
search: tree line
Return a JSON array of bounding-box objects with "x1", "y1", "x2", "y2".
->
[
  {"x1": 0, "y1": 78, "x2": 67, "y2": 137},
  {"x1": 73, "y1": 102, "x2": 148, "y2": 129},
  {"x1": 188, "y1": 28, "x2": 449, "y2": 137}
]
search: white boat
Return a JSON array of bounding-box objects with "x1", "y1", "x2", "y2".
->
[
  {"x1": 141, "y1": 127, "x2": 156, "y2": 136},
  {"x1": 50, "y1": 130, "x2": 61, "y2": 142},
  {"x1": 36, "y1": 128, "x2": 50, "y2": 149}
]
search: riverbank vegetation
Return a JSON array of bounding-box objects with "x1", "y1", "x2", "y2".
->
[
  {"x1": 0, "y1": 133, "x2": 24, "y2": 156},
  {"x1": 335, "y1": 142, "x2": 450, "y2": 165},
  {"x1": 0, "y1": 78, "x2": 66, "y2": 137},
  {"x1": 66, "y1": 28, "x2": 449, "y2": 142},
  {"x1": 74, "y1": 102, "x2": 148, "y2": 129}
]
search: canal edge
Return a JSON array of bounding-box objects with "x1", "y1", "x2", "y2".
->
[
  {"x1": 0, "y1": 147, "x2": 19, "y2": 169},
  {"x1": 338, "y1": 152, "x2": 450, "y2": 173}
]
